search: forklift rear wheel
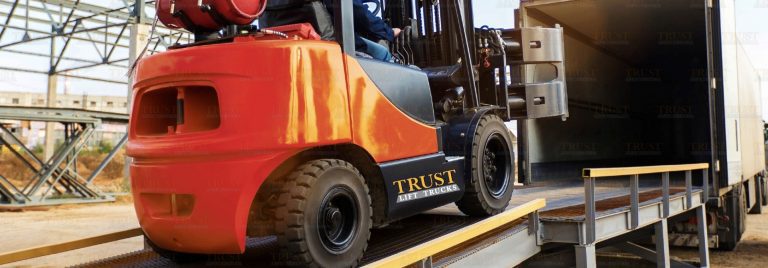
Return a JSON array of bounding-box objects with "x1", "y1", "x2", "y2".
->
[
  {"x1": 274, "y1": 159, "x2": 372, "y2": 267},
  {"x1": 456, "y1": 114, "x2": 515, "y2": 216}
]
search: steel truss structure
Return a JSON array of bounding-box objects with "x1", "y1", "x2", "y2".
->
[
  {"x1": 0, "y1": 106, "x2": 128, "y2": 208},
  {"x1": 0, "y1": 0, "x2": 190, "y2": 84},
  {"x1": 0, "y1": 0, "x2": 189, "y2": 193}
]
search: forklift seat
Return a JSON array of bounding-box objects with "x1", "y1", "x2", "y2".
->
[
  {"x1": 259, "y1": 1, "x2": 335, "y2": 41},
  {"x1": 259, "y1": 0, "x2": 389, "y2": 61}
]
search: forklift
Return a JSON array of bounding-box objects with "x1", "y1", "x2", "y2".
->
[{"x1": 127, "y1": 0, "x2": 567, "y2": 266}]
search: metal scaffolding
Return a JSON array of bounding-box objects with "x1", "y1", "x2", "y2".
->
[
  {"x1": 0, "y1": 0, "x2": 190, "y2": 81},
  {"x1": 0, "y1": 106, "x2": 129, "y2": 208},
  {"x1": 0, "y1": 1, "x2": 188, "y2": 207}
]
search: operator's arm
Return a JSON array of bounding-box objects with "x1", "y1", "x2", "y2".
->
[{"x1": 351, "y1": 0, "x2": 394, "y2": 42}]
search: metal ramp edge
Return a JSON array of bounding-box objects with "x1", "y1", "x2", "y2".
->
[
  {"x1": 363, "y1": 199, "x2": 546, "y2": 268},
  {"x1": 540, "y1": 163, "x2": 712, "y2": 268}
]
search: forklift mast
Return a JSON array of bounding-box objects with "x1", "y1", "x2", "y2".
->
[{"x1": 381, "y1": 0, "x2": 569, "y2": 121}]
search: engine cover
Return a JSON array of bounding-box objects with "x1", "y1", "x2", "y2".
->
[{"x1": 157, "y1": 0, "x2": 266, "y2": 31}]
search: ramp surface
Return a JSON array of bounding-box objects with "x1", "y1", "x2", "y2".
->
[{"x1": 75, "y1": 178, "x2": 687, "y2": 267}]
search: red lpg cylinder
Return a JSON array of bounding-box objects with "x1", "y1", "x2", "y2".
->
[{"x1": 157, "y1": 0, "x2": 266, "y2": 31}]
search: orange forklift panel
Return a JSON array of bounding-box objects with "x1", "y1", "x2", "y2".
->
[
  {"x1": 129, "y1": 38, "x2": 352, "y2": 156},
  {"x1": 127, "y1": 39, "x2": 352, "y2": 253},
  {"x1": 345, "y1": 56, "x2": 439, "y2": 163}
]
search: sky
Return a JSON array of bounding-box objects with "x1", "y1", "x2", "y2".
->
[{"x1": 0, "y1": 0, "x2": 766, "y2": 120}]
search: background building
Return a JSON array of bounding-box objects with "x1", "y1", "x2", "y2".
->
[
  {"x1": 0, "y1": 91, "x2": 129, "y2": 114},
  {"x1": 0, "y1": 91, "x2": 127, "y2": 151}
]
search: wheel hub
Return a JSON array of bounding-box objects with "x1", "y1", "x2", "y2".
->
[
  {"x1": 317, "y1": 186, "x2": 358, "y2": 254},
  {"x1": 324, "y1": 206, "x2": 343, "y2": 237},
  {"x1": 482, "y1": 133, "x2": 511, "y2": 199}
]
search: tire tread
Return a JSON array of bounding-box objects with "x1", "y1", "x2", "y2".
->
[
  {"x1": 274, "y1": 159, "x2": 372, "y2": 267},
  {"x1": 455, "y1": 114, "x2": 513, "y2": 216}
]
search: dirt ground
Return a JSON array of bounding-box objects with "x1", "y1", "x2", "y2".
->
[
  {"x1": 672, "y1": 208, "x2": 768, "y2": 268},
  {"x1": 0, "y1": 203, "x2": 143, "y2": 267},
  {"x1": 1, "y1": 202, "x2": 768, "y2": 267},
  {"x1": 0, "y1": 149, "x2": 128, "y2": 194}
]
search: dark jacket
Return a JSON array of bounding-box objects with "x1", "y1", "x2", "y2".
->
[
  {"x1": 348, "y1": 0, "x2": 394, "y2": 43},
  {"x1": 265, "y1": 0, "x2": 394, "y2": 50},
  {"x1": 323, "y1": 0, "x2": 394, "y2": 49}
]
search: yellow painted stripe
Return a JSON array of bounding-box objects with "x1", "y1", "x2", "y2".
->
[
  {"x1": 363, "y1": 199, "x2": 546, "y2": 268},
  {"x1": 0, "y1": 228, "x2": 143, "y2": 265},
  {"x1": 583, "y1": 163, "x2": 709, "y2": 178}
]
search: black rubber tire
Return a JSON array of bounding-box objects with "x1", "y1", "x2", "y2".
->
[
  {"x1": 273, "y1": 159, "x2": 372, "y2": 267},
  {"x1": 751, "y1": 177, "x2": 764, "y2": 214},
  {"x1": 144, "y1": 235, "x2": 207, "y2": 264},
  {"x1": 248, "y1": 178, "x2": 281, "y2": 237},
  {"x1": 455, "y1": 114, "x2": 515, "y2": 217},
  {"x1": 719, "y1": 185, "x2": 747, "y2": 251},
  {"x1": 762, "y1": 176, "x2": 768, "y2": 206},
  {"x1": 738, "y1": 185, "x2": 748, "y2": 242}
]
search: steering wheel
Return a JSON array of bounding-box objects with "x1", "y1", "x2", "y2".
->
[{"x1": 362, "y1": 0, "x2": 382, "y2": 16}]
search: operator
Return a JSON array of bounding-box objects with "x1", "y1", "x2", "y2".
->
[
  {"x1": 332, "y1": 0, "x2": 402, "y2": 62},
  {"x1": 261, "y1": 0, "x2": 401, "y2": 62}
]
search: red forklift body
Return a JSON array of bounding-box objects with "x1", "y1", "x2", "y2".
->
[
  {"x1": 129, "y1": 1, "x2": 542, "y2": 263},
  {"x1": 128, "y1": 37, "x2": 438, "y2": 253}
]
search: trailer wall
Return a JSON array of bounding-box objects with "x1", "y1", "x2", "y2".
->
[
  {"x1": 519, "y1": 0, "x2": 712, "y2": 181},
  {"x1": 518, "y1": 0, "x2": 766, "y2": 185},
  {"x1": 732, "y1": 32, "x2": 766, "y2": 185}
]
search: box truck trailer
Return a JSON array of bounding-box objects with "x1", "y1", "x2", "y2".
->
[
  {"x1": 517, "y1": 0, "x2": 766, "y2": 249},
  {"x1": 126, "y1": 1, "x2": 764, "y2": 265}
]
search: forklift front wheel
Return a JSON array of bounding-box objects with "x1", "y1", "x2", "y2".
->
[{"x1": 456, "y1": 114, "x2": 515, "y2": 216}]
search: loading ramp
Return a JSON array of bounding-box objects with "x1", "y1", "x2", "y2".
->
[{"x1": 0, "y1": 164, "x2": 711, "y2": 267}]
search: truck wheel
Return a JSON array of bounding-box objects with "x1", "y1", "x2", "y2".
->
[
  {"x1": 761, "y1": 176, "x2": 767, "y2": 206},
  {"x1": 751, "y1": 177, "x2": 764, "y2": 214},
  {"x1": 274, "y1": 159, "x2": 372, "y2": 267},
  {"x1": 144, "y1": 235, "x2": 206, "y2": 263},
  {"x1": 739, "y1": 184, "x2": 748, "y2": 239},
  {"x1": 719, "y1": 184, "x2": 747, "y2": 250},
  {"x1": 456, "y1": 114, "x2": 515, "y2": 216}
]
